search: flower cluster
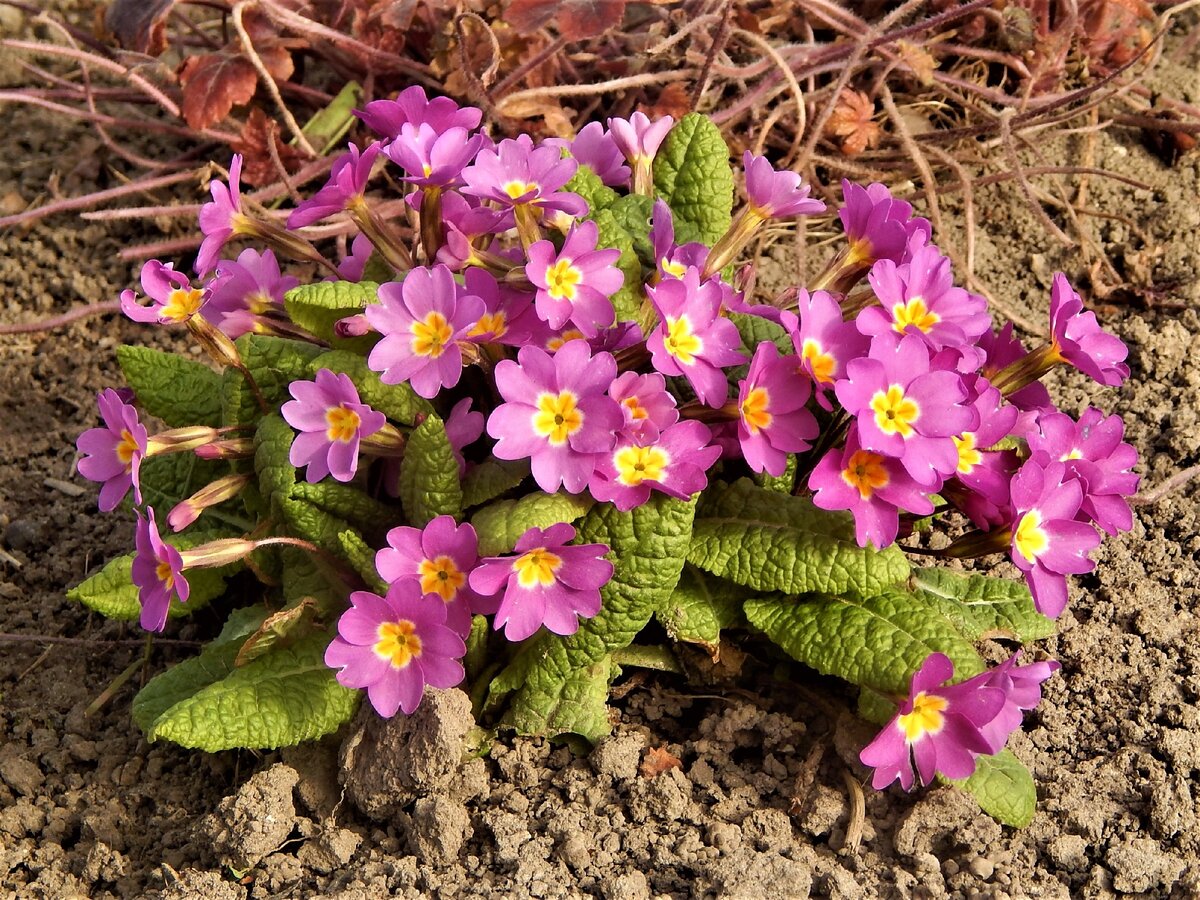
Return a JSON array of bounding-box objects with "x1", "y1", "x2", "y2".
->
[{"x1": 76, "y1": 91, "x2": 1139, "y2": 804}]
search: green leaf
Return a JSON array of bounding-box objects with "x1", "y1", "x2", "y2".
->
[
  {"x1": 950, "y1": 750, "x2": 1036, "y2": 827},
  {"x1": 591, "y1": 208, "x2": 644, "y2": 324},
  {"x1": 689, "y1": 478, "x2": 910, "y2": 598},
  {"x1": 911, "y1": 568, "x2": 1055, "y2": 642},
  {"x1": 461, "y1": 459, "x2": 529, "y2": 509},
  {"x1": 301, "y1": 80, "x2": 361, "y2": 153},
  {"x1": 280, "y1": 548, "x2": 346, "y2": 614},
  {"x1": 744, "y1": 588, "x2": 984, "y2": 696},
  {"x1": 132, "y1": 605, "x2": 270, "y2": 732},
  {"x1": 222, "y1": 334, "x2": 324, "y2": 426},
  {"x1": 564, "y1": 165, "x2": 618, "y2": 214},
  {"x1": 116, "y1": 345, "x2": 223, "y2": 427},
  {"x1": 284, "y1": 280, "x2": 379, "y2": 350},
  {"x1": 753, "y1": 454, "x2": 797, "y2": 494},
  {"x1": 607, "y1": 194, "x2": 655, "y2": 265},
  {"x1": 728, "y1": 311, "x2": 792, "y2": 357},
  {"x1": 494, "y1": 495, "x2": 696, "y2": 741},
  {"x1": 234, "y1": 600, "x2": 319, "y2": 667},
  {"x1": 337, "y1": 528, "x2": 386, "y2": 593},
  {"x1": 135, "y1": 452, "x2": 226, "y2": 520},
  {"x1": 277, "y1": 495, "x2": 361, "y2": 564},
  {"x1": 652, "y1": 112, "x2": 733, "y2": 245},
  {"x1": 398, "y1": 413, "x2": 461, "y2": 527},
  {"x1": 310, "y1": 350, "x2": 433, "y2": 426},
  {"x1": 291, "y1": 481, "x2": 397, "y2": 533},
  {"x1": 471, "y1": 492, "x2": 594, "y2": 557},
  {"x1": 253, "y1": 414, "x2": 297, "y2": 508},
  {"x1": 67, "y1": 529, "x2": 242, "y2": 622},
  {"x1": 656, "y1": 565, "x2": 745, "y2": 653},
  {"x1": 144, "y1": 632, "x2": 358, "y2": 750}
]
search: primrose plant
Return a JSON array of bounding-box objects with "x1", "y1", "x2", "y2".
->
[{"x1": 71, "y1": 88, "x2": 1138, "y2": 826}]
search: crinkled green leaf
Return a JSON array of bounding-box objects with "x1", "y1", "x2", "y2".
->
[
  {"x1": 284, "y1": 280, "x2": 379, "y2": 350},
  {"x1": 950, "y1": 749, "x2": 1036, "y2": 827},
  {"x1": 591, "y1": 207, "x2": 644, "y2": 323},
  {"x1": 145, "y1": 632, "x2": 357, "y2": 750},
  {"x1": 132, "y1": 605, "x2": 270, "y2": 732},
  {"x1": 234, "y1": 599, "x2": 319, "y2": 667},
  {"x1": 493, "y1": 495, "x2": 696, "y2": 741},
  {"x1": 564, "y1": 165, "x2": 618, "y2": 214},
  {"x1": 753, "y1": 454, "x2": 797, "y2": 495},
  {"x1": 689, "y1": 478, "x2": 909, "y2": 597},
  {"x1": 277, "y1": 494, "x2": 361, "y2": 563},
  {"x1": 398, "y1": 413, "x2": 461, "y2": 527},
  {"x1": 68, "y1": 529, "x2": 242, "y2": 622},
  {"x1": 291, "y1": 480, "x2": 397, "y2": 533},
  {"x1": 656, "y1": 565, "x2": 745, "y2": 653},
  {"x1": 222, "y1": 334, "x2": 324, "y2": 426},
  {"x1": 911, "y1": 567, "x2": 1055, "y2": 642},
  {"x1": 652, "y1": 112, "x2": 733, "y2": 245},
  {"x1": 135, "y1": 452, "x2": 226, "y2": 520},
  {"x1": 744, "y1": 588, "x2": 984, "y2": 696},
  {"x1": 116, "y1": 345, "x2": 222, "y2": 427},
  {"x1": 471, "y1": 492, "x2": 594, "y2": 557},
  {"x1": 253, "y1": 414, "x2": 297, "y2": 508},
  {"x1": 607, "y1": 194, "x2": 655, "y2": 265},
  {"x1": 280, "y1": 548, "x2": 346, "y2": 613},
  {"x1": 729, "y1": 311, "x2": 793, "y2": 357},
  {"x1": 461, "y1": 459, "x2": 529, "y2": 509},
  {"x1": 311, "y1": 349, "x2": 433, "y2": 426},
  {"x1": 337, "y1": 528, "x2": 386, "y2": 593}
]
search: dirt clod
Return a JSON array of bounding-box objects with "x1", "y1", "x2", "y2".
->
[{"x1": 200, "y1": 764, "x2": 300, "y2": 870}]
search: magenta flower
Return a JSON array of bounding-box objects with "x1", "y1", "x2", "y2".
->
[
  {"x1": 1007, "y1": 460, "x2": 1102, "y2": 618},
  {"x1": 590, "y1": 421, "x2": 721, "y2": 511},
  {"x1": 337, "y1": 233, "x2": 374, "y2": 282},
  {"x1": 384, "y1": 123, "x2": 482, "y2": 188},
  {"x1": 445, "y1": 397, "x2": 485, "y2": 476},
  {"x1": 375, "y1": 516, "x2": 492, "y2": 638},
  {"x1": 736, "y1": 342, "x2": 818, "y2": 477},
  {"x1": 972, "y1": 653, "x2": 1061, "y2": 754},
  {"x1": 979, "y1": 321, "x2": 1053, "y2": 413},
  {"x1": 834, "y1": 334, "x2": 978, "y2": 487},
  {"x1": 131, "y1": 507, "x2": 188, "y2": 632},
  {"x1": 859, "y1": 652, "x2": 1007, "y2": 791},
  {"x1": 607, "y1": 371, "x2": 680, "y2": 443},
  {"x1": 838, "y1": 180, "x2": 931, "y2": 267},
  {"x1": 780, "y1": 289, "x2": 869, "y2": 410},
  {"x1": 287, "y1": 142, "x2": 383, "y2": 229},
  {"x1": 356, "y1": 85, "x2": 482, "y2": 140},
  {"x1": 645, "y1": 268, "x2": 746, "y2": 407},
  {"x1": 468, "y1": 523, "x2": 613, "y2": 642},
  {"x1": 1027, "y1": 408, "x2": 1139, "y2": 536},
  {"x1": 649, "y1": 199, "x2": 709, "y2": 279},
  {"x1": 557, "y1": 121, "x2": 630, "y2": 186},
  {"x1": 461, "y1": 134, "x2": 586, "y2": 217},
  {"x1": 1048, "y1": 273, "x2": 1130, "y2": 386},
  {"x1": 365, "y1": 265, "x2": 486, "y2": 398},
  {"x1": 282, "y1": 369, "x2": 386, "y2": 483},
  {"x1": 196, "y1": 154, "x2": 248, "y2": 276},
  {"x1": 858, "y1": 239, "x2": 990, "y2": 349},
  {"x1": 461, "y1": 267, "x2": 541, "y2": 348},
  {"x1": 324, "y1": 581, "x2": 467, "y2": 717},
  {"x1": 742, "y1": 151, "x2": 826, "y2": 219},
  {"x1": 76, "y1": 388, "x2": 148, "y2": 511},
  {"x1": 435, "y1": 193, "x2": 510, "y2": 271},
  {"x1": 207, "y1": 248, "x2": 299, "y2": 338},
  {"x1": 487, "y1": 340, "x2": 623, "y2": 493},
  {"x1": 949, "y1": 378, "x2": 1019, "y2": 503},
  {"x1": 526, "y1": 220, "x2": 623, "y2": 337},
  {"x1": 808, "y1": 426, "x2": 935, "y2": 549},
  {"x1": 120, "y1": 260, "x2": 208, "y2": 325},
  {"x1": 607, "y1": 112, "x2": 674, "y2": 169}
]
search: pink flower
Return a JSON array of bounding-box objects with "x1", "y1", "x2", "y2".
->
[
  {"x1": 356, "y1": 85, "x2": 482, "y2": 140},
  {"x1": 780, "y1": 289, "x2": 869, "y2": 410},
  {"x1": 461, "y1": 134, "x2": 586, "y2": 217},
  {"x1": 384, "y1": 123, "x2": 483, "y2": 188},
  {"x1": 736, "y1": 342, "x2": 818, "y2": 477},
  {"x1": 979, "y1": 321, "x2": 1053, "y2": 414},
  {"x1": 435, "y1": 192, "x2": 511, "y2": 271},
  {"x1": 1048, "y1": 273, "x2": 1130, "y2": 386},
  {"x1": 972, "y1": 653, "x2": 1061, "y2": 754},
  {"x1": 365, "y1": 265, "x2": 486, "y2": 398},
  {"x1": 287, "y1": 142, "x2": 383, "y2": 229},
  {"x1": 375, "y1": 516, "x2": 493, "y2": 638},
  {"x1": 838, "y1": 180, "x2": 930, "y2": 267},
  {"x1": 645, "y1": 268, "x2": 746, "y2": 407},
  {"x1": 742, "y1": 151, "x2": 826, "y2": 218},
  {"x1": 445, "y1": 397, "x2": 485, "y2": 476},
  {"x1": 486, "y1": 340, "x2": 623, "y2": 493},
  {"x1": 525, "y1": 220, "x2": 623, "y2": 337},
  {"x1": 120, "y1": 260, "x2": 208, "y2": 325},
  {"x1": 207, "y1": 248, "x2": 299, "y2": 338},
  {"x1": 589, "y1": 421, "x2": 721, "y2": 511},
  {"x1": 468, "y1": 523, "x2": 613, "y2": 642},
  {"x1": 808, "y1": 426, "x2": 934, "y2": 549},
  {"x1": 554, "y1": 121, "x2": 630, "y2": 186},
  {"x1": 77, "y1": 388, "x2": 148, "y2": 512},
  {"x1": 461, "y1": 267, "x2": 542, "y2": 348},
  {"x1": 607, "y1": 371, "x2": 680, "y2": 443},
  {"x1": 649, "y1": 199, "x2": 709, "y2": 279},
  {"x1": 196, "y1": 154, "x2": 248, "y2": 276},
  {"x1": 324, "y1": 581, "x2": 467, "y2": 717},
  {"x1": 131, "y1": 507, "x2": 188, "y2": 632},
  {"x1": 607, "y1": 112, "x2": 674, "y2": 168},
  {"x1": 1007, "y1": 460, "x2": 1102, "y2": 618},
  {"x1": 281, "y1": 369, "x2": 386, "y2": 483},
  {"x1": 948, "y1": 378, "x2": 1020, "y2": 504}
]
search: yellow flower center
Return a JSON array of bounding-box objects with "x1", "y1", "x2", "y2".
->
[
  {"x1": 325, "y1": 405, "x2": 361, "y2": 443},
  {"x1": 417, "y1": 555, "x2": 466, "y2": 602},
  {"x1": 545, "y1": 260, "x2": 583, "y2": 301},
  {"x1": 503, "y1": 180, "x2": 539, "y2": 200},
  {"x1": 840, "y1": 449, "x2": 890, "y2": 499},
  {"x1": 661, "y1": 258, "x2": 687, "y2": 278},
  {"x1": 613, "y1": 445, "x2": 670, "y2": 486},
  {"x1": 532, "y1": 391, "x2": 584, "y2": 445},
  {"x1": 846, "y1": 237, "x2": 873, "y2": 267},
  {"x1": 410, "y1": 310, "x2": 453, "y2": 358},
  {"x1": 468, "y1": 311, "x2": 508, "y2": 339},
  {"x1": 161, "y1": 288, "x2": 205, "y2": 323},
  {"x1": 954, "y1": 432, "x2": 982, "y2": 475},
  {"x1": 373, "y1": 619, "x2": 423, "y2": 669},
  {"x1": 870, "y1": 384, "x2": 920, "y2": 438},
  {"x1": 422, "y1": 163, "x2": 433, "y2": 178},
  {"x1": 246, "y1": 291, "x2": 273, "y2": 316},
  {"x1": 664, "y1": 315, "x2": 703, "y2": 366},
  {"x1": 1061, "y1": 448, "x2": 1083, "y2": 461},
  {"x1": 513, "y1": 548, "x2": 562, "y2": 589},
  {"x1": 155, "y1": 560, "x2": 175, "y2": 591},
  {"x1": 545, "y1": 329, "x2": 585, "y2": 352},
  {"x1": 740, "y1": 387, "x2": 773, "y2": 435},
  {"x1": 1013, "y1": 509, "x2": 1050, "y2": 564},
  {"x1": 800, "y1": 338, "x2": 836, "y2": 384},
  {"x1": 897, "y1": 691, "x2": 948, "y2": 743},
  {"x1": 116, "y1": 429, "x2": 140, "y2": 468},
  {"x1": 892, "y1": 296, "x2": 940, "y2": 334},
  {"x1": 621, "y1": 396, "x2": 648, "y2": 421}
]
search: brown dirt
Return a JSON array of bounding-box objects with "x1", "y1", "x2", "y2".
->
[{"x1": 3, "y1": 18, "x2": 1200, "y2": 900}]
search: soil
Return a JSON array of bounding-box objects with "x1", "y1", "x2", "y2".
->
[{"x1": 3, "y1": 12, "x2": 1200, "y2": 900}]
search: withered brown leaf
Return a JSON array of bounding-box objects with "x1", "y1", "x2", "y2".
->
[
  {"x1": 105, "y1": 0, "x2": 177, "y2": 56},
  {"x1": 826, "y1": 89, "x2": 882, "y2": 157},
  {"x1": 506, "y1": 0, "x2": 627, "y2": 42},
  {"x1": 178, "y1": 52, "x2": 260, "y2": 132},
  {"x1": 230, "y1": 107, "x2": 307, "y2": 187},
  {"x1": 639, "y1": 746, "x2": 684, "y2": 779}
]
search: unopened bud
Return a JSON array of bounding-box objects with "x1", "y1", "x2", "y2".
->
[
  {"x1": 167, "y1": 473, "x2": 253, "y2": 531},
  {"x1": 147, "y1": 426, "x2": 220, "y2": 454},
  {"x1": 179, "y1": 538, "x2": 257, "y2": 569}
]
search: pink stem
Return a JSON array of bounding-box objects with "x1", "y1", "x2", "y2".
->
[
  {"x1": 0, "y1": 300, "x2": 122, "y2": 335},
  {"x1": 0, "y1": 168, "x2": 198, "y2": 228}
]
